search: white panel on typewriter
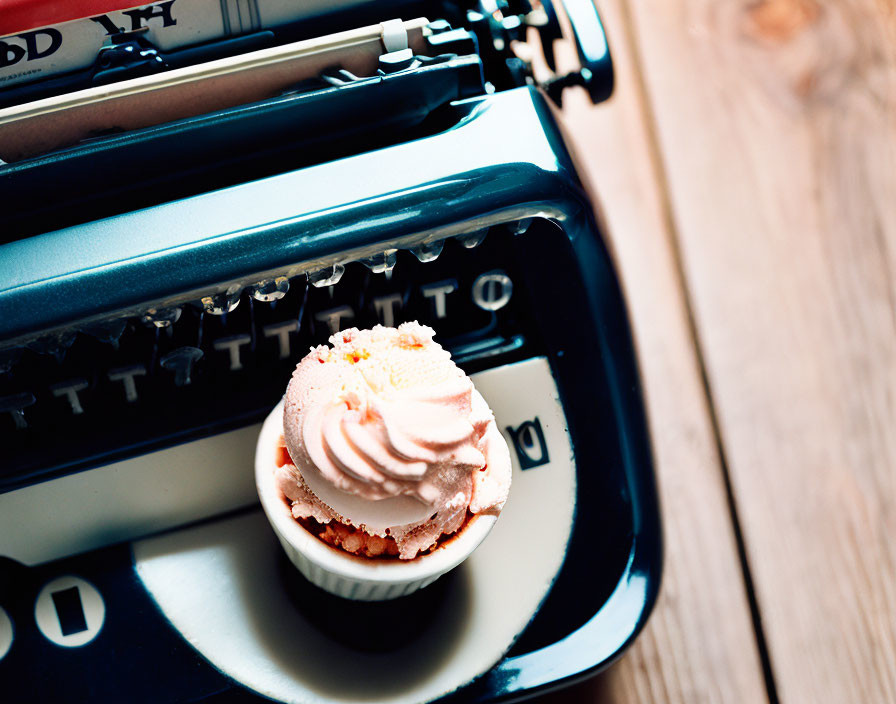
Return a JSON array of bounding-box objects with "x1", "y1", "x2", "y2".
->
[
  {"x1": 134, "y1": 357, "x2": 576, "y2": 704},
  {"x1": 0, "y1": 425, "x2": 260, "y2": 564}
]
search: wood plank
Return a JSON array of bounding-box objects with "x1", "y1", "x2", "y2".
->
[
  {"x1": 527, "y1": 1, "x2": 769, "y2": 701},
  {"x1": 624, "y1": 0, "x2": 896, "y2": 701}
]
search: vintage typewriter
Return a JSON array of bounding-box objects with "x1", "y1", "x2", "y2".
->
[{"x1": 0, "y1": 1, "x2": 661, "y2": 701}]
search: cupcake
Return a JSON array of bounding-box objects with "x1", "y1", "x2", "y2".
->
[{"x1": 255, "y1": 322, "x2": 512, "y2": 600}]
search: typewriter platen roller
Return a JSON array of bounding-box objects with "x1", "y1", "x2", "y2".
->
[{"x1": 0, "y1": 2, "x2": 660, "y2": 702}]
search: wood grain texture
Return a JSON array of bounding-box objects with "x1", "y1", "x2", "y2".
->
[
  {"x1": 624, "y1": 0, "x2": 896, "y2": 701},
  {"x1": 529, "y1": 1, "x2": 768, "y2": 701}
]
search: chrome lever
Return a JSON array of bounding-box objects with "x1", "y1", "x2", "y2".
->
[{"x1": 538, "y1": 0, "x2": 614, "y2": 105}]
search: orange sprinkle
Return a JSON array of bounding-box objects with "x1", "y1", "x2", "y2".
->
[{"x1": 344, "y1": 350, "x2": 370, "y2": 364}]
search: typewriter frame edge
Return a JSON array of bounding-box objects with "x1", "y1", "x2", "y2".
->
[{"x1": 0, "y1": 86, "x2": 662, "y2": 700}]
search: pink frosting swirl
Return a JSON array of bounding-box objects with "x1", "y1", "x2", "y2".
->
[
  {"x1": 278, "y1": 323, "x2": 511, "y2": 559},
  {"x1": 302, "y1": 376, "x2": 488, "y2": 502}
]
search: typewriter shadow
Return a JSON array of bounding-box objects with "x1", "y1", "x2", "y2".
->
[
  {"x1": 238, "y1": 527, "x2": 474, "y2": 698},
  {"x1": 275, "y1": 545, "x2": 467, "y2": 654},
  {"x1": 136, "y1": 510, "x2": 474, "y2": 700}
]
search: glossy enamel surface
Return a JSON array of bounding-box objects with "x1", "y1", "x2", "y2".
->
[{"x1": 0, "y1": 86, "x2": 660, "y2": 700}]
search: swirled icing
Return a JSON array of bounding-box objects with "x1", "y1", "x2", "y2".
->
[{"x1": 277, "y1": 323, "x2": 511, "y2": 559}]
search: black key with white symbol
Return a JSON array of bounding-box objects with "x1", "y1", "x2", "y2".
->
[
  {"x1": 506, "y1": 417, "x2": 550, "y2": 470},
  {"x1": 472, "y1": 270, "x2": 513, "y2": 312},
  {"x1": 35, "y1": 576, "x2": 105, "y2": 647}
]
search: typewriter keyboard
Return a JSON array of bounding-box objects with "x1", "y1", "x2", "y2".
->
[{"x1": 0, "y1": 225, "x2": 542, "y2": 493}]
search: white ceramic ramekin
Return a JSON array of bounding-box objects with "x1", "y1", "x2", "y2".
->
[{"x1": 255, "y1": 399, "x2": 499, "y2": 601}]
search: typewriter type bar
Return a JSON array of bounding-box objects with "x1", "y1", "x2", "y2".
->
[
  {"x1": 1, "y1": 50, "x2": 485, "y2": 238},
  {"x1": 0, "y1": 17, "x2": 432, "y2": 161}
]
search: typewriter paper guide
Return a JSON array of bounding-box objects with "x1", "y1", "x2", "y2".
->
[
  {"x1": 0, "y1": 0, "x2": 372, "y2": 88},
  {"x1": 0, "y1": 17, "x2": 429, "y2": 162},
  {"x1": 134, "y1": 357, "x2": 576, "y2": 704}
]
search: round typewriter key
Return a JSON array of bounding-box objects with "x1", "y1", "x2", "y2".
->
[
  {"x1": 411, "y1": 240, "x2": 445, "y2": 262},
  {"x1": 201, "y1": 286, "x2": 242, "y2": 315},
  {"x1": 35, "y1": 576, "x2": 105, "y2": 648},
  {"x1": 458, "y1": 229, "x2": 487, "y2": 248},
  {"x1": 307, "y1": 264, "x2": 345, "y2": 288},
  {"x1": 141, "y1": 307, "x2": 182, "y2": 328},
  {"x1": 360, "y1": 250, "x2": 397, "y2": 274},
  {"x1": 249, "y1": 277, "x2": 289, "y2": 301},
  {"x1": 472, "y1": 270, "x2": 513, "y2": 311},
  {"x1": 0, "y1": 606, "x2": 12, "y2": 660}
]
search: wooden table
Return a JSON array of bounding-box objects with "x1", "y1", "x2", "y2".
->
[{"x1": 534, "y1": 1, "x2": 896, "y2": 701}]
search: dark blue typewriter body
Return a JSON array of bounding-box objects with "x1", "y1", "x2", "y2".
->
[{"x1": 0, "y1": 2, "x2": 660, "y2": 701}]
